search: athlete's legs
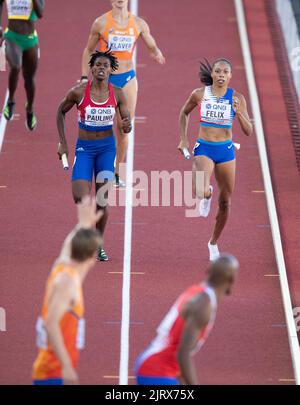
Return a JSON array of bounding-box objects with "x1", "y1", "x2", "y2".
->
[
  {"x1": 210, "y1": 159, "x2": 236, "y2": 244},
  {"x1": 94, "y1": 134, "x2": 116, "y2": 236},
  {"x1": 95, "y1": 180, "x2": 110, "y2": 236},
  {"x1": 192, "y1": 156, "x2": 214, "y2": 199},
  {"x1": 22, "y1": 45, "x2": 38, "y2": 113},
  {"x1": 115, "y1": 77, "x2": 138, "y2": 177},
  {"x1": 5, "y1": 39, "x2": 22, "y2": 104},
  {"x1": 72, "y1": 180, "x2": 92, "y2": 203}
]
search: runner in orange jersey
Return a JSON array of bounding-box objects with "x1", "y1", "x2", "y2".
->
[
  {"x1": 32, "y1": 197, "x2": 102, "y2": 385},
  {"x1": 81, "y1": 0, "x2": 165, "y2": 187}
]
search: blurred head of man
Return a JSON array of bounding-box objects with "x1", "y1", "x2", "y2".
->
[
  {"x1": 110, "y1": 0, "x2": 128, "y2": 9},
  {"x1": 71, "y1": 228, "x2": 102, "y2": 268},
  {"x1": 207, "y1": 254, "x2": 239, "y2": 296}
]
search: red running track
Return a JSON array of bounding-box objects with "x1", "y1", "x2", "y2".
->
[
  {"x1": 0, "y1": 0, "x2": 295, "y2": 384},
  {"x1": 244, "y1": 0, "x2": 300, "y2": 345}
]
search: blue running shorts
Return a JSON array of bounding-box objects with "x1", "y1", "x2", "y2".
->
[
  {"x1": 72, "y1": 136, "x2": 116, "y2": 183},
  {"x1": 109, "y1": 69, "x2": 136, "y2": 88},
  {"x1": 193, "y1": 138, "x2": 235, "y2": 164}
]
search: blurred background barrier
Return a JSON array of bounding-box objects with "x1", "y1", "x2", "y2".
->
[{"x1": 276, "y1": 0, "x2": 300, "y2": 103}]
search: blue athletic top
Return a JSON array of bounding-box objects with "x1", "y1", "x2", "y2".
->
[{"x1": 199, "y1": 86, "x2": 236, "y2": 129}]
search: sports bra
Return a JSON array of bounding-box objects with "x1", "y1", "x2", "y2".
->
[{"x1": 200, "y1": 85, "x2": 236, "y2": 129}]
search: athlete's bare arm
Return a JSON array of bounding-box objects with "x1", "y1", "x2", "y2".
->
[
  {"x1": 32, "y1": 0, "x2": 45, "y2": 18},
  {"x1": 57, "y1": 197, "x2": 103, "y2": 264},
  {"x1": 56, "y1": 84, "x2": 85, "y2": 159},
  {"x1": 81, "y1": 16, "x2": 105, "y2": 77},
  {"x1": 44, "y1": 274, "x2": 79, "y2": 384},
  {"x1": 233, "y1": 92, "x2": 253, "y2": 136},
  {"x1": 177, "y1": 293, "x2": 211, "y2": 385},
  {"x1": 178, "y1": 88, "x2": 203, "y2": 153},
  {"x1": 114, "y1": 86, "x2": 132, "y2": 133},
  {"x1": 136, "y1": 17, "x2": 165, "y2": 64}
]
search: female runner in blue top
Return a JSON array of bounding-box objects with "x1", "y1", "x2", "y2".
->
[{"x1": 178, "y1": 59, "x2": 253, "y2": 261}]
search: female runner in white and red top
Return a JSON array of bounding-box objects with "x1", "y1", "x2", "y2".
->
[{"x1": 57, "y1": 50, "x2": 131, "y2": 262}]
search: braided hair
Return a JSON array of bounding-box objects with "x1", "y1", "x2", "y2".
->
[
  {"x1": 199, "y1": 58, "x2": 232, "y2": 86},
  {"x1": 89, "y1": 49, "x2": 119, "y2": 71}
]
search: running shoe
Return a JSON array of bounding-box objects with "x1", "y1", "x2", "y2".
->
[
  {"x1": 25, "y1": 111, "x2": 37, "y2": 131},
  {"x1": 208, "y1": 241, "x2": 220, "y2": 261},
  {"x1": 3, "y1": 101, "x2": 15, "y2": 121},
  {"x1": 199, "y1": 185, "x2": 213, "y2": 217},
  {"x1": 114, "y1": 173, "x2": 126, "y2": 188},
  {"x1": 97, "y1": 247, "x2": 108, "y2": 262}
]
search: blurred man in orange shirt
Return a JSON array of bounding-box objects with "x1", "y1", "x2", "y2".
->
[{"x1": 32, "y1": 197, "x2": 102, "y2": 385}]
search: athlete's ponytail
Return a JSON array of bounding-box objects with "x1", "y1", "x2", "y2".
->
[
  {"x1": 199, "y1": 58, "x2": 232, "y2": 86},
  {"x1": 199, "y1": 59, "x2": 213, "y2": 86}
]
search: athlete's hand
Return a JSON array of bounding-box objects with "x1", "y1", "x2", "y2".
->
[
  {"x1": 151, "y1": 48, "x2": 166, "y2": 65},
  {"x1": 121, "y1": 117, "x2": 132, "y2": 133},
  {"x1": 62, "y1": 364, "x2": 79, "y2": 385},
  {"x1": 77, "y1": 196, "x2": 103, "y2": 229},
  {"x1": 77, "y1": 76, "x2": 88, "y2": 85},
  {"x1": 57, "y1": 142, "x2": 68, "y2": 160},
  {"x1": 177, "y1": 140, "x2": 189, "y2": 155},
  {"x1": 232, "y1": 96, "x2": 241, "y2": 114}
]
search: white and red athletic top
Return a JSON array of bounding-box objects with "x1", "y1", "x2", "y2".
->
[
  {"x1": 77, "y1": 81, "x2": 117, "y2": 132},
  {"x1": 136, "y1": 283, "x2": 217, "y2": 377}
]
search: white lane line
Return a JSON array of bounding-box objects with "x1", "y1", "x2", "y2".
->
[
  {"x1": 235, "y1": 0, "x2": 300, "y2": 385},
  {"x1": 0, "y1": 90, "x2": 9, "y2": 152},
  {"x1": 118, "y1": 0, "x2": 138, "y2": 386}
]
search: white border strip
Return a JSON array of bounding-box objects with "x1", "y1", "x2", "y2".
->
[
  {"x1": 0, "y1": 90, "x2": 9, "y2": 152},
  {"x1": 119, "y1": 0, "x2": 138, "y2": 386},
  {"x1": 275, "y1": 0, "x2": 300, "y2": 104},
  {"x1": 234, "y1": 0, "x2": 300, "y2": 385}
]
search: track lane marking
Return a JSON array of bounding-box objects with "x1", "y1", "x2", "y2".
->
[
  {"x1": 109, "y1": 272, "x2": 145, "y2": 275},
  {"x1": 118, "y1": 0, "x2": 138, "y2": 386},
  {"x1": 105, "y1": 321, "x2": 143, "y2": 325},
  {"x1": 104, "y1": 375, "x2": 135, "y2": 379},
  {"x1": 117, "y1": 188, "x2": 145, "y2": 191}
]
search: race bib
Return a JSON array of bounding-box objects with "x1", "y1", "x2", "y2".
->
[
  {"x1": 35, "y1": 317, "x2": 86, "y2": 350},
  {"x1": 108, "y1": 34, "x2": 135, "y2": 53},
  {"x1": 76, "y1": 319, "x2": 85, "y2": 350},
  {"x1": 84, "y1": 106, "x2": 115, "y2": 127},
  {"x1": 35, "y1": 317, "x2": 47, "y2": 349},
  {"x1": 7, "y1": 0, "x2": 32, "y2": 20},
  {"x1": 201, "y1": 101, "x2": 232, "y2": 126}
]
